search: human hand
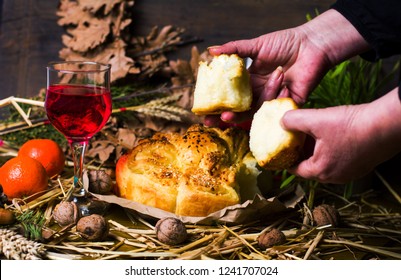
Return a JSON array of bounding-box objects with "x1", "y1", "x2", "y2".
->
[
  {"x1": 205, "y1": 28, "x2": 329, "y2": 127},
  {"x1": 204, "y1": 9, "x2": 371, "y2": 127},
  {"x1": 281, "y1": 89, "x2": 401, "y2": 183},
  {"x1": 205, "y1": 25, "x2": 330, "y2": 127}
]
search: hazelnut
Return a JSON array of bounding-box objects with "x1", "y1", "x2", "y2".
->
[
  {"x1": 257, "y1": 228, "x2": 286, "y2": 250},
  {"x1": 53, "y1": 201, "x2": 79, "y2": 226},
  {"x1": 41, "y1": 227, "x2": 56, "y2": 241},
  {"x1": 155, "y1": 217, "x2": 188, "y2": 245},
  {"x1": 312, "y1": 204, "x2": 340, "y2": 227},
  {"x1": 76, "y1": 214, "x2": 109, "y2": 241},
  {"x1": 0, "y1": 208, "x2": 15, "y2": 225},
  {"x1": 87, "y1": 170, "x2": 113, "y2": 194}
]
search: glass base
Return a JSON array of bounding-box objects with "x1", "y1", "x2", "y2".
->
[{"x1": 69, "y1": 195, "x2": 110, "y2": 217}]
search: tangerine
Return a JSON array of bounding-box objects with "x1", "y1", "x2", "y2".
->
[
  {"x1": 0, "y1": 156, "x2": 49, "y2": 199},
  {"x1": 18, "y1": 139, "x2": 66, "y2": 178}
]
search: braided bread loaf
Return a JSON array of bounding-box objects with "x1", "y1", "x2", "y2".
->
[{"x1": 115, "y1": 124, "x2": 260, "y2": 217}]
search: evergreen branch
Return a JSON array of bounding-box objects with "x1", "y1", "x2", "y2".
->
[{"x1": 16, "y1": 209, "x2": 46, "y2": 241}]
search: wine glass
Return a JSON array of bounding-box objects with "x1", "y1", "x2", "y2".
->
[{"x1": 45, "y1": 61, "x2": 112, "y2": 216}]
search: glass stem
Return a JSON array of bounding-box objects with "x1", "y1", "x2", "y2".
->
[{"x1": 69, "y1": 141, "x2": 88, "y2": 198}]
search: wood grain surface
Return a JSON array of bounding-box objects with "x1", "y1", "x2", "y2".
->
[{"x1": 0, "y1": 0, "x2": 333, "y2": 100}]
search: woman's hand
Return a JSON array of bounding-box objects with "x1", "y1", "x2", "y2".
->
[
  {"x1": 205, "y1": 27, "x2": 329, "y2": 126},
  {"x1": 281, "y1": 88, "x2": 401, "y2": 183},
  {"x1": 205, "y1": 9, "x2": 371, "y2": 127}
]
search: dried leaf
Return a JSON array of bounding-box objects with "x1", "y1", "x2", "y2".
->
[
  {"x1": 140, "y1": 115, "x2": 188, "y2": 134},
  {"x1": 60, "y1": 39, "x2": 138, "y2": 82},
  {"x1": 147, "y1": 26, "x2": 184, "y2": 49},
  {"x1": 190, "y1": 46, "x2": 213, "y2": 79},
  {"x1": 64, "y1": 17, "x2": 111, "y2": 52},
  {"x1": 57, "y1": 0, "x2": 87, "y2": 26},
  {"x1": 87, "y1": 140, "x2": 115, "y2": 162},
  {"x1": 113, "y1": 18, "x2": 132, "y2": 37},
  {"x1": 107, "y1": 39, "x2": 138, "y2": 80},
  {"x1": 109, "y1": 1, "x2": 132, "y2": 36},
  {"x1": 137, "y1": 54, "x2": 168, "y2": 78},
  {"x1": 56, "y1": 0, "x2": 191, "y2": 83},
  {"x1": 168, "y1": 47, "x2": 211, "y2": 120},
  {"x1": 169, "y1": 59, "x2": 194, "y2": 86},
  {"x1": 80, "y1": 0, "x2": 125, "y2": 15},
  {"x1": 116, "y1": 128, "x2": 137, "y2": 150}
]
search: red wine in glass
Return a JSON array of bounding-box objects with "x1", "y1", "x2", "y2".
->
[
  {"x1": 46, "y1": 84, "x2": 112, "y2": 142},
  {"x1": 45, "y1": 61, "x2": 112, "y2": 216}
]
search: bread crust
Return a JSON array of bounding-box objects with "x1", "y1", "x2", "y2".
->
[{"x1": 115, "y1": 124, "x2": 255, "y2": 217}]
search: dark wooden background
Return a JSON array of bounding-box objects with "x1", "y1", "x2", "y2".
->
[{"x1": 0, "y1": 0, "x2": 335, "y2": 100}]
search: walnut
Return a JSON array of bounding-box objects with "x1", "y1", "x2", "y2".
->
[
  {"x1": 76, "y1": 214, "x2": 109, "y2": 241},
  {"x1": 155, "y1": 217, "x2": 188, "y2": 245},
  {"x1": 53, "y1": 201, "x2": 79, "y2": 226},
  {"x1": 257, "y1": 228, "x2": 286, "y2": 250},
  {"x1": 87, "y1": 170, "x2": 113, "y2": 194},
  {"x1": 312, "y1": 204, "x2": 340, "y2": 227}
]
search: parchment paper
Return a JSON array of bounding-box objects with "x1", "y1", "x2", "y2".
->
[{"x1": 87, "y1": 179, "x2": 305, "y2": 225}]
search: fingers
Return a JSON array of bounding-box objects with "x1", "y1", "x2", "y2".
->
[
  {"x1": 281, "y1": 109, "x2": 319, "y2": 180},
  {"x1": 203, "y1": 115, "x2": 221, "y2": 127},
  {"x1": 208, "y1": 39, "x2": 258, "y2": 58},
  {"x1": 203, "y1": 113, "x2": 252, "y2": 130},
  {"x1": 203, "y1": 111, "x2": 252, "y2": 126},
  {"x1": 280, "y1": 108, "x2": 317, "y2": 137},
  {"x1": 255, "y1": 66, "x2": 284, "y2": 108},
  {"x1": 221, "y1": 111, "x2": 251, "y2": 124},
  {"x1": 287, "y1": 159, "x2": 319, "y2": 182}
]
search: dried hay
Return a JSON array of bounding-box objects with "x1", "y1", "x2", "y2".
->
[{"x1": 1, "y1": 173, "x2": 400, "y2": 260}]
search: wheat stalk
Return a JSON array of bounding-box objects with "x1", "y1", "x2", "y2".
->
[
  {"x1": 0, "y1": 228, "x2": 47, "y2": 260},
  {"x1": 112, "y1": 94, "x2": 190, "y2": 121}
]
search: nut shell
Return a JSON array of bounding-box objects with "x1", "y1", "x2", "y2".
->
[
  {"x1": 312, "y1": 204, "x2": 340, "y2": 227},
  {"x1": 0, "y1": 208, "x2": 15, "y2": 225},
  {"x1": 76, "y1": 214, "x2": 109, "y2": 241},
  {"x1": 87, "y1": 170, "x2": 113, "y2": 194},
  {"x1": 257, "y1": 228, "x2": 286, "y2": 250},
  {"x1": 155, "y1": 217, "x2": 187, "y2": 245},
  {"x1": 53, "y1": 201, "x2": 79, "y2": 226}
]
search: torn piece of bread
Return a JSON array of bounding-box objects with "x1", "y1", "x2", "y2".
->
[
  {"x1": 191, "y1": 54, "x2": 252, "y2": 115},
  {"x1": 249, "y1": 98, "x2": 306, "y2": 170}
]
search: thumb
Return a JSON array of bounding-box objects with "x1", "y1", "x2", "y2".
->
[
  {"x1": 208, "y1": 39, "x2": 258, "y2": 58},
  {"x1": 281, "y1": 108, "x2": 317, "y2": 137}
]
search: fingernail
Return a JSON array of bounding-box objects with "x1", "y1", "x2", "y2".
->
[
  {"x1": 207, "y1": 45, "x2": 221, "y2": 50},
  {"x1": 220, "y1": 116, "x2": 231, "y2": 123},
  {"x1": 271, "y1": 66, "x2": 284, "y2": 80}
]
